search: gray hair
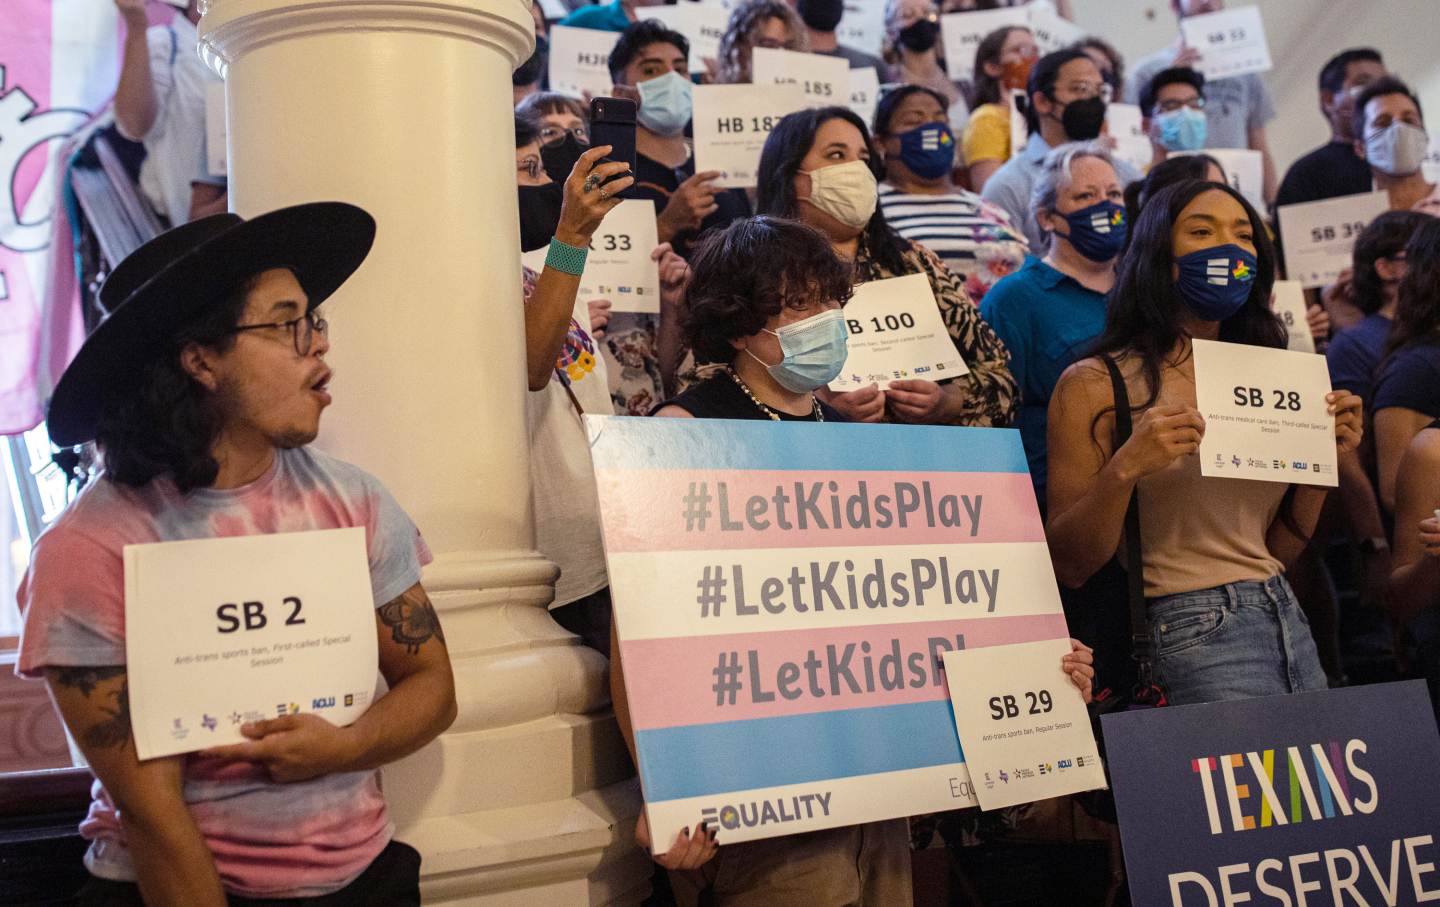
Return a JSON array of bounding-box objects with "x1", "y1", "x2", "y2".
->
[{"x1": 1030, "y1": 140, "x2": 1120, "y2": 247}]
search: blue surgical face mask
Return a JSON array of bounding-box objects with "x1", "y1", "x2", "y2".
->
[
  {"x1": 896, "y1": 123, "x2": 956, "y2": 180},
  {"x1": 1155, "y1": 107, "x2": 1207, "y2": 152},
  {"x1": 749, "y1": 308, "x2": 849, "y2": 393},
  {"x1": 1056, "y1": 200, "x2": 1127, "y2": 262},
  {"x1": 637, "y1": 71, "x2": 693, "y2": 137},
  {"x1": 1174, "y1": 243, "x2": 1259, "y2": 321}
]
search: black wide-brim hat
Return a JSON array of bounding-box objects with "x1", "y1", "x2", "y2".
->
[{"x1": 47, "y1": 202, "x2": 376, "y2": 447}]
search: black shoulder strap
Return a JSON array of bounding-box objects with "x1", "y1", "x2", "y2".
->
[{"x1": 1100, "y1": 356, "x2": 1153, "y2": 681}]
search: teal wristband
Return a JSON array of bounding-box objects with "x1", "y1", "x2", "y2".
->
[{"x1": 546, "y1": 238, "x2": 588, "y2": 276}]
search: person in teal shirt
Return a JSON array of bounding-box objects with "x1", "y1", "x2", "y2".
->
[
  {"x1": 980, "y1": 141, "x2": 1126, "y2": 508},
  {"x1": 560, "y1": 0, "x2": 662, "y2": 32}
]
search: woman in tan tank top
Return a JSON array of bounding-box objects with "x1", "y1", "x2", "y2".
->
[{"x1": 1044, "y1": 180, "x2": 1364, "y2": 705}]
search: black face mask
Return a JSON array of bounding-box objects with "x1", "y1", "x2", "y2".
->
[
  {"x1": 1058, "y1": 96, "x2": 1107, "y2": 141},
  {"x1": 541, "y1": 134, "x2": 588, "y2": 184},
  {"x1": 513, "y1": 35, "x2": 547, "y2": 87},
  {"x1": 518, "y1": 182, "x2": 565, "y2": 253},
  {"x1": 797, "y1": 0, "x2": 845, "y2": 33},
  {"x1": 897, "y1": 19, "x2": 940, "y2": 53}
]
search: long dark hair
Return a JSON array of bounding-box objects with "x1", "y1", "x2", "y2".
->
[
  {"x1": 1094, "y1": 179, "x2": 1283, "y2": 410},
  {"x1": 94, "y1": 277, "x2": 256, "y2": 493},
  {"x1": 755, "y1": 106, "x2": 911, "y2": 275},
  {"x1": 971, "y1": 25, "x2": 1029, "y2": 108},
  {"x1": 1384, "y1": 217, "x2": 1440, "y2": 357},
  {"x1": 1119, "y1": 153, "x2": 1223, "y2": 255}
]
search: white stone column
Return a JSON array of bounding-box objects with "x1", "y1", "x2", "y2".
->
[{"x1": 199, "y1": 3, "x2": 648, "y2": 903}]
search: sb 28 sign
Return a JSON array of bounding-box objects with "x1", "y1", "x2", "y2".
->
[{"x1": 1233, "y1": 386, "x2": 1302, "y2": 411}]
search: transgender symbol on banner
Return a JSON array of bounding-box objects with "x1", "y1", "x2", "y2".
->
[{"x1": 587, "y1": 417, "x2": 1074, "y2": 850}]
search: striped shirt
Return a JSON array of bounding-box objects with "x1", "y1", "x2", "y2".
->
[{"x1": 877, "y1": 184, "x2": 1029, "y2": 305}]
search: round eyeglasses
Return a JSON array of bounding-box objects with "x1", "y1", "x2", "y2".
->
[{"x1": 227, "y1": 309, "x2": 328, "y2": 356}]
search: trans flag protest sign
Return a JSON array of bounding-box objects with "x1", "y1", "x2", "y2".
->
[
  {"x1": 1102, "y1": 681, "x2": 1440, "y2": 906},
  {"x1": 586, "y1": 417, "x2": 1073, "y2": 849}
]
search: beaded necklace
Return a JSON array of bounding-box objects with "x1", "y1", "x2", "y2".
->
[{"x1": 724, "y1": 367, "x2": 824, "y2": 422}]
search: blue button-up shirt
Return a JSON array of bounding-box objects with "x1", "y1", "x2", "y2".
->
[
  {"x1": 980, "y1": 256, "x2": 1108, "y2": 504},
  {"x1": 981, "y1": 133, "x2": 1141, "y2": 253}
]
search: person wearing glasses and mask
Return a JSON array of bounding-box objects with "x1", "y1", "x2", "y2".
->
[
  {"x1": 1126, "y1": 0, "x2": 1278, "y2": 204},
  {"x1": 1352, "y1": 77, "x2": 1438, "y2": 216},
  {"x1": 981, "y1": 49, "x2": 1141, "y2": 252},
  {"x1": 883, "y1": 0, "x2": 965, "y2": 130},
  {"x1": 608, "y1": 20, "x2": 751, "y2": 252},
  {"x1": 1140, "y1": 67, "x2": 1207, "y2": 168},
  {"x1": 874, "y1": 85, "x2": 1028, "y2": 305},
  {"x1": 712, "y1": 0, "x2": 808, "y2": 85},
  {"x1": 17, "y1": 205, "x2": 457, "y2": 905},
  {"x1": 757, "y1": 107, "x2": 1017, "y2": 427}
]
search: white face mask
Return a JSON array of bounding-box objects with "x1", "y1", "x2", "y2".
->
[
  {"x1": 1365, "y1": 121, "x2": 1430, "y2": 177},
  {"x1": 799, "y1": 159, "x2": 878, "y2": 231}
]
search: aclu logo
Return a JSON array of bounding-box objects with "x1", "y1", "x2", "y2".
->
[
  {"x1": 700, "y1": 792, "x2": 833, "y2": 831},
  {"x1": 311, "y1": 697, "x2": 335, "y2": 710}
]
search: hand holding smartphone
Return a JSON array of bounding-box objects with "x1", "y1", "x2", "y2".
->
[{"x1": 589, "y1": 96, "x2": 638, "y2": 200}]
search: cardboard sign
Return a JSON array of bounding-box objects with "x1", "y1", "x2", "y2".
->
[
  {"x1": 1271, "y1": 280, "x2": 1314, "y2": 354},
  {"x1": 751, "y1": 47, "x2": 852, "y2": 108},
  {"x1": 522, "y1": 199, "x2": 661, "y2": 313},
  {"x1": 940, "y1": 8, "x2": 1028, "y2": 86},
  {"x1": 847, "y1": 66, "x2": 881, "y2": 130},
  {"x1": 830, "y1": 273, "x2": 969, "y2": 392},
  {"x1": 1193, "y1": 338, "x2": 1337, "y2": 487},
  {"x1": 1178, "y1": 5, "x2": 1273, "y2": 80},
  {"x1": 124, "y1": 528, "x2": 379, "y2": 760},
  {"x1": 641, "y1": 3, "x2": 730, "y2": 73},
  {"x1": 838, "y1": 0, "x2": 887, "y2": 58},
  {"x1": 1107, "y1": 103, "x2": 1150, "y2": 173},
  {"x1": 1102, "y1": 682, "x2": 1440, "y2": 907},
  {"x1": 548, "y1": 25, "x2": 621, "y2": 99},
  {"x1": 943, "y1": 640, "x2": 1106, "y2": 810},
  {"x1": 693, "y1": 83, "x2": 806, "y2": 189},
  {"x1": 589, "y1": 418, "x2": 1072, "y2": 850},
  {"x1": 1277, "y1": 191, "x2": 1390, "y2": 289}
]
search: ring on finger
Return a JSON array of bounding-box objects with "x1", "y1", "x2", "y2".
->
[
  {"x1": 599, "y1": 187, "x2": 608, "y2": 199},
  {"x1": 583, "y1": 174, "x2": 601, "y2": 193}
]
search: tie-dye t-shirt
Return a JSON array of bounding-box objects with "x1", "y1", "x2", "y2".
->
[{"x1": 15, "y1": 446, "x2": 431, "y2": 898}]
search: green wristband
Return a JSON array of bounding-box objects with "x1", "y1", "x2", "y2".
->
[{"x1": 546, "y1": 237, "x2": 588, "y2": 276}]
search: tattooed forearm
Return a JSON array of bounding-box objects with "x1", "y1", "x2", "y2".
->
[
  {"x1": 85, "y1": 679, "x2": 133, "y2": 750},
  {"x1": 378, "y1": 589, "x2": 447, "y2": 655},
  {"x1": 50, "y1": 665, "x2": 125, "y2": 697}
]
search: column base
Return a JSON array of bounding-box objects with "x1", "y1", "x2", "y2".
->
[{"x1": 406, "y1": 777, "x2": 650, "y2": 906}]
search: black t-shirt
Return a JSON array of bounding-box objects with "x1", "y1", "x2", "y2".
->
[
  {"x1": 654, "y1": 372, "x2": 846, "y2": 421},
  {"x1": 1273, "y1": 141, "x2": 1373, "y2": 279},
  {"x1": 632, "y1": 153, "x2": 751, "y2": 256},
  {"x1": 1275, "y1": 141, "x2": 1373, "y2": 210}
]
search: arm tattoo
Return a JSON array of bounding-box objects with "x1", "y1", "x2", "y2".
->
[
  {"x1": 85, "y1": 679, "x2": 133, "y2": 750},
  {"x1": 378, "y1": 590, "x2": 447, "y2": 655},
  {"x1": 50, "y1": 665, "x2": 125, "y2": 697},
  {"x1": 49, "y1": 666, "x2": 132, "y2": 750}
]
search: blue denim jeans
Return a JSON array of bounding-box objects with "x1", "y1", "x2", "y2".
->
[{"x1": 1148, "y1": 574, "x2": 1328, "y2": 705}]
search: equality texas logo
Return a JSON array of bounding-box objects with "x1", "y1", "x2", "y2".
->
[{"x1": 0, "y1": 63, "x2": 89, "y2": 259}]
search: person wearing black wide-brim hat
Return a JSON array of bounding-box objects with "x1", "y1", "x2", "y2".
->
[{"x1": 17, "y1": 203, "x2": 457, "y2": 906}]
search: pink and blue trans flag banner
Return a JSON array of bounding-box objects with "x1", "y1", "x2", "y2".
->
[
  {"x1": 1, "y1": 1, "x2": 120, "y2": 434},
  {"x1": 586, "y1": 417, "x2": 1073, "y2": 850}
]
